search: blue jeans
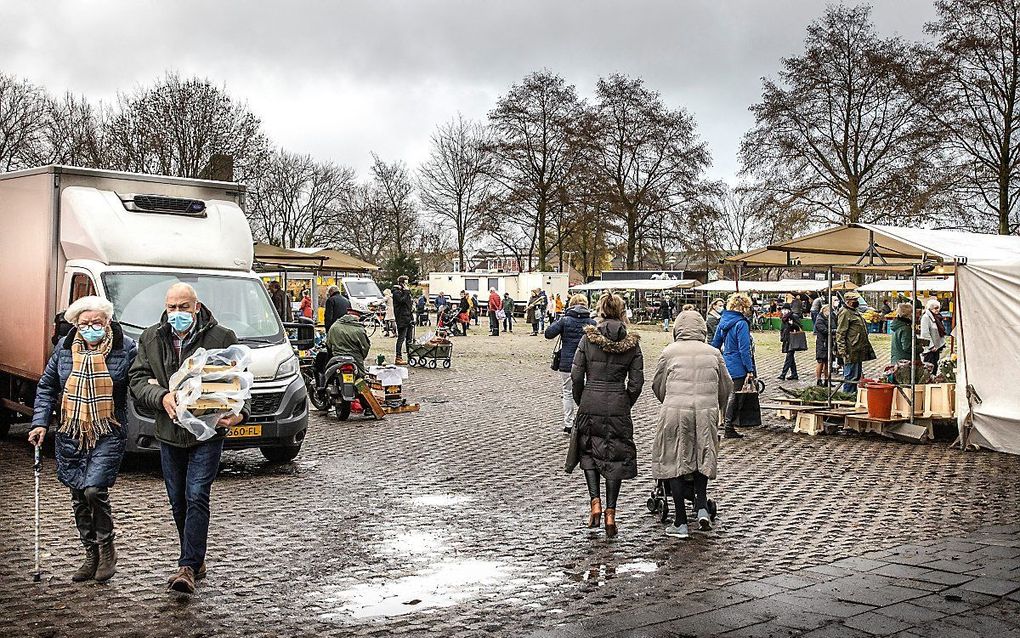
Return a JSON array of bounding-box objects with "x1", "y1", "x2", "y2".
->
[
  {"x1": 843, "y1": 362, "x2": 863, "y2": 393},
  {"x1": 160, "y1": 438, "x2": 224, "y2": 570}
]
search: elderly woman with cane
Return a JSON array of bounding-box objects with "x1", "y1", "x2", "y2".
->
[{"x1": 28, "y1": 296, "x2": 136, "y2": 582}]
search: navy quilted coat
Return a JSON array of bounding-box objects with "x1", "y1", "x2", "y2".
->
[
  {"x1": 544, "y1": 305, "x2": 597, "y2": 372},
  {"x1": 32, "y1": 323, "x2": 137, "y2": 490}
]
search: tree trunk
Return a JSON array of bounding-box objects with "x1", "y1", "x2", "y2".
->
[{"x1": 847, "y1": 178, "x2": 861, "y2": 224}]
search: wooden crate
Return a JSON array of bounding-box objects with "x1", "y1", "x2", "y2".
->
[
  {"x1": 856, "y1": 387, "x2": 868, "y2": 410},
  {"x1": 892, "y1": 386, "x2": 925, "y2": 418},
  {"x1": 845, "y1": 414, "x2": 908, "y2": 435},
  {"x1": 794, "y1": 411, "x2": 825, "y2": 436},
  {"x1": 923, "y1": 383, "x2": 956, "y2": 418}
]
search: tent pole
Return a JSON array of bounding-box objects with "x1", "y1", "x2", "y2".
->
[
  {"x1": 910, "y1": 265, "x2": 918, "y2": 426},
  {"x1": 826, "y1": 266, "x2": 833, "y2": 409},
  {"x1": 736, "y1": 264, "x2": 742, "y2": 293}
]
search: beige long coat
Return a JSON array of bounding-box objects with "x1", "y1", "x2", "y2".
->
[{"x1": 651, "y1": 311, "x2": 733, "y2": 480}]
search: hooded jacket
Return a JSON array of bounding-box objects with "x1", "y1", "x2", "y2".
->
[
  {"x1": 326, "y1": 314, "x2": 371, "y2": 375},
  {"x1": 889, "y1": 316, "x2": 914, "y2": 363},
  {"x1": 392, "y1": 285, "x2": 414, "y2": 326},
  {"x1": 566, "y1": 319, "x2": 644, "y2": 480},
  {"x1": 545, "y1": 305, "x2": 597, "y2": 372},
  {"x1": 710, "y1": 310, "x2": 756, "y2": 378},
  {"x1": 128, "y1": 305, "x2": 251, "y2": 449},
  {"x1": 652, "y1": 311, "x2": 732, "y2": 480}
]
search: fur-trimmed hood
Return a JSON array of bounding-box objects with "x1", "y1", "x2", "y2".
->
[{"x1": 584, "y1": 320, "x2": 640, "y2": 353}]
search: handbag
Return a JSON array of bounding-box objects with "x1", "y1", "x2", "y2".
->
[
  {"x1": 788, "y1": 331, "x2": 808, "y2": 352},
  {"x1": 551, "y1": 336, "x2": 562, "y2": 370},
  {"x1": 496, "y1": 308, "x2": 506, "y2": 320},
  {"x1": 733, "y1": 376, "x2": 763, "y2": 427},
  {"x1": 565, "y1": 419, "x2": 581, "y2": 473}
]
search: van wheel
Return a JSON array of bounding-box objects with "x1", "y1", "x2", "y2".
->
[
  {"x1": 336, "y1": 401, "x2": 352, "y2": 421},
  {"x1": 260, "y1": 445, "x2": 301, "y2": 463}
]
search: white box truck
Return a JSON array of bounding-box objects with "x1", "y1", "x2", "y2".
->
[{"x1": 0, "y1": 166, "x2": 308, "y2": 461}]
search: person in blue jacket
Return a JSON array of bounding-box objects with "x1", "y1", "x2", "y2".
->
[
  {"x1": 710, "y1": 292, "x2": 756, "y2": 439},
  {"x1": 28, "y1": 296, "x2": 136, "y2": 583},
  {"x1": 545, "y1": 294, "x2": 597, "y2": 435}
]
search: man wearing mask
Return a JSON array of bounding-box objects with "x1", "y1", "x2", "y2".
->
[
  {"x1": 835, "y1": 291, "x2": 877, "y2": 393},
  {"x1": 128, "y1": 283, "x2": 250, "y2": 596}
]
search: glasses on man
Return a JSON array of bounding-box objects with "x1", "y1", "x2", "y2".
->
[{"x1": 76, "y1": 322, "x2": 106, "y2": 332}]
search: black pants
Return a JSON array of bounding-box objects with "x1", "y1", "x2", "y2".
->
[
  {"x1": 71, "y1": 487, "x2": 114, "y2": 547},
  {"x1": 531, "y1": 321, "x2": 540, "y2": 335},
  {"x1": 668, "y1": 473, "x2": 708, "y2": 525},
  {"x1": 723, "y1": 375, "x2": 747, "y2": 429},
  {"x1": 781, "y1": 351, "x2": 798, "y2": 378},
  {"x1": 395, "y1": 322, "x2": 414, "y2": 359},
  {"x1": 583, "y1": 469, "x2": 620, "y2": 509},
  {"x1": 922, "y1": 349, "x2": 941, "y2": 368},
  {"x1": 489, "y1": 312, "x2": 500, "y2": 335}
]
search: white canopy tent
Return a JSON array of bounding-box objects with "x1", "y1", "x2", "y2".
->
[
  {"x1": 570, "y1": 278, "x2": 699, "y2": 291},
  {"x1": 728, "y1": 223, "x2": 1020, "y2": 456},
  {"x1": 857, "y1": 277, "x2": 955, "y2": 293}
]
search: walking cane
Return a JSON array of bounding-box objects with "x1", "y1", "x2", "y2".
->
[{"x1": 33, "y1": 445, "x2": 41, "y2": 582}]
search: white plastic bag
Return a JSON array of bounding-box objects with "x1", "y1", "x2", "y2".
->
[{"x1": 171, "y1": 345, "x2": 254, "y2": 441}]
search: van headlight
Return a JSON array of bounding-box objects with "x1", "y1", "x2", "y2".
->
[{"x1": 275, "y1": 355, "x2": 300, "y2": 380}]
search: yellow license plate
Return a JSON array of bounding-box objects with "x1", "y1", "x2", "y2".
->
[
  {"x1": 342, "y1": 373, "x2": 354, "y2": 383},
  {"x1": 227, "y1": 424, "x2": 262, "y2": 438}
]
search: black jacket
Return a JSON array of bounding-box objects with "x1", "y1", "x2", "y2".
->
[
  {"x1": 128, "y1": 306, "x2": 251, "y2": 448},
  {"x1": 324, "y1": 292, "x2": 351, "y2": 332},
  {"x1": 392, "y1": 285, "x2": 414, "y2": 326}
]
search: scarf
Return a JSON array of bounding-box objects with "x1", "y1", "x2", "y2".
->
[
  {"x1": 59, "y1": 330, "x2": 119, "y2": 451},
  {"x1": 931, "y1": 309, "x2": 947, "y2": 338}
]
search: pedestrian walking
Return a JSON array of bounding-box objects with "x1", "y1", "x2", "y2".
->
[
  {"x1": 710, "y1": 293, "x2": 756, "y2": 440},
  {"x1": 392, "y1": 276, "x2": 414, "y2": 365},
  {"x1": 383, "y1": 289, "x2": 396, "y2": 337},
  {"x1": 919, "y1": 298, "x2": 946, "y2": 368},
  {"x1": 299, "y1": 289, "x2": 313, "y2": 319},
  {"x1": 705, "y1": 298, "x2": 724, "y2": 343},
  {"x1": 889, "y1": 302, "x2": 915, "y2": 364},
  {"x1": 28, "y1": 296, "x2": 136, "y2": 583},
  {"x1": 128, "y1": 283, "x2": 250, "y2": 595},
  {"x1": 470, "y1": 293, "x2": 480, "y2": 326},
  {"x1": 538, "y1": 289, "x2": 549, "y2": 331},
  {"x1": 545, "y1": 294, "x2": 596, "y2": 435},
  {"x1": 835, "y1": 291, "x2": 877, "y2": 393},
  {"x1": 813, "y1": 304, "x2": 834, "y2": 386},
  {"x1": 554, "y1": 294, "x2": 564, "y2": 318},
  {"x1": 324, "y1": 285, "x2": 351, "y2": 333},
  {"x1": 525, "y1": 289, "x2": 542, "y2": 335},
  {"x1": 659, "y1": 297, "x2": 674, "y2": 332},
  {"x1": 779, "y1": 307, "x2": 802, "y2": 380},
  {"x1": 502, "y1": 293, "x2": 515, "y2": 333},
  {"x1": 267, "y1": 281, "x2": 292, "y2": 322},
  {"x1": 416, "y1": 292, "x2": 429, "y2": 326},
  {"x1": 566, "y1": 292, "x2": 643, "y2": 539},
  {"x1": 458, "y1": 291, "x2": 471, "y2": 335},
  {"x1": 653, "y1": 310, "x2": 732, "y2": 539},
  {"x1": 487, "y1": 287, "x2": 503, "y2": 336}
]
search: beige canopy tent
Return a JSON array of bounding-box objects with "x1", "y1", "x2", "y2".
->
[
  {"x1": 570, "y1": 278, "x2": 699, "y2": 291},
  {"x1": 857, "y1": 277, "x2": 955, "y2": 293},
  {"x1": 694, "y1": 278, "x2": 857, "y2": 293},
  {"x1": 252, "y1": 242, "x2": 327, "y2": 270},
  {"x1": 289, "y1": 247, "x2": 379, "y2": 272},
  {"x1": 728, "y1": 223, "x2": 1020, "y2": 455}
]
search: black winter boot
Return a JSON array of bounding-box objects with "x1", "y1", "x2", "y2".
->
[{"x1": 71, "y1": 546, "x2": 99, "y2": 582}]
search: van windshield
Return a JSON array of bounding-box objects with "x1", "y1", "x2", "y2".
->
[
  {"x1": 103, "y1": 272, "x2": 285, "y2": 344},
  {"x1": 344, "y1": 280, "x2": 382, "y2": 298}
]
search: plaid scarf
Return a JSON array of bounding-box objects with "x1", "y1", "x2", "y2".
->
[{"x1": 59, "y1": 330, "x2": 119, "y2": 450}]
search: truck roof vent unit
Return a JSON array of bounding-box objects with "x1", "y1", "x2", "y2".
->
[{"x1": 119, "y1": 193, "x2": 207, "y2": 217}]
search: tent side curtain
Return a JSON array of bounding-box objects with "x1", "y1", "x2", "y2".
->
[{"x1": 570, "y1": 279, "x2": 699, "y2": 291}]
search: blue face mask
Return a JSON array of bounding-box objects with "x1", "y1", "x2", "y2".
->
[
  {"x1": 80, "y1": 326, "x2": 106, "y2": 344},
  {"x1": 168, "y1": 311, "x2": 195, "y2": 333}
]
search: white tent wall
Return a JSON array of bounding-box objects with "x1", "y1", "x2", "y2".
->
[{"x1": 956, "y1": 262, "x2": 1020, "y2": 456}]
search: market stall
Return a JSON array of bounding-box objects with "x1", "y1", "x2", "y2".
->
[
  {"x1": 570, "y1": 278, "x2": 700, "y2": 323},
  {"x1": 728, "y1": 224, "x2": 1020, "y2": 456}
]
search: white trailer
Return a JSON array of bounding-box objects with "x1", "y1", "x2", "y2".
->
[
  {"x1": 0, "y1": 166, "x2": 308, "y2": 460},
  {"x1": 427, "y1": 271, "x2": 570, "y2": 311}
]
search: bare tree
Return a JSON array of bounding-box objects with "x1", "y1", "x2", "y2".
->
[
  {"x1": 742, "y1": 5, "x2": 948, "y2": 226},
  {"x1": 485, "y1": 70, "x2": 583, "y2": 270},
  {"x1": 37, "y1": 92, "x2": 106, "y2": 167},
  {"x1": 247, "y1": 150, "x2": 356, "y2": 248},
  {"x1": 924, "y1": 0, "x2": 1020, "y2": 234},
  {"x1": 103, "y1": 72, "x2": 270, "y2": 182},
  {"x1": 0, "y1": 72, "x2": 48, "y2": 172},
  {"x1": 418, "y1": 114, "x2": 491, "y2": 271},
  {"x1": 335, "y1": 184, "x2": 394, "y2": 264},
  {"x1": 582, "y1": 73, "x2": 710, "y2": 269},
  {"x1": 369, "y1": 153, "x2": 418, "y2": 254}
]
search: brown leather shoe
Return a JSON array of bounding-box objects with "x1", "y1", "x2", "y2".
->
[
  {"x1": 169, "y1": 566, "x2": 196, "y2": 594},
  {"x1": 395, "y1": 358, "x2": 407, "y2": 365},
  {"x1": 94, "y1": 541, "x2": 118, "y2": 582},
  {"x1": 587, "y1": 498, "x2": 603, "y2": 529},
  {"x1": 167, "y1": 562, "x2": 205, "y2": 585},
  {"x1": 604, "y1": 508, "x2": 618, "y2": 538},
  {"x1": 71, "y1": 546, "x2": 99, "y2": 582}
]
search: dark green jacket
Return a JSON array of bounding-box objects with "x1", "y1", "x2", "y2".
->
[
  {"x1": 835, "y1": 306, "x2": 877, "y2": 364},
  {"x1": 888, "y1": 317, "x2": 914, "y2": 363},
  {"x1": 326, "y1": 315, "x2": 371, "y2": 375},
  {"x1": 128, "y1": 306, "x2": 251, "y2": 448}
]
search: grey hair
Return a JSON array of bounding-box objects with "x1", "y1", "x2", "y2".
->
[
  {"x1": 65, "y1": 295, "x2": 114, "y2": 324},
  {"x1": 327, "y1": 285, "x2": 340, "y2": 295},
  {"x1": 926, "y1": 298, "x2": 942, "y2": 311}
]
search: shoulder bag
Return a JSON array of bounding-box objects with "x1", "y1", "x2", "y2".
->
[{"x1": 551, "y1": 335, "x2": 563, "y2": 370}]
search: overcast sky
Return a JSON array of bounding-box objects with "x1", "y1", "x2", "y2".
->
[{"x1": 1, "y1": 0, "x2": 937, "y2": 183}]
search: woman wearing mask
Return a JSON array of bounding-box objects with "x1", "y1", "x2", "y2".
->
[
  {"x1": 919, "y1": 298, "x2": 946, "y2": 368},
  {"x1": 28, "y1": 296, "x2": 136, "y2": 583},
  {"x1": 566, "y1": 293, "x2": 644, "y2": 538},
  {"x1": 813, "y1": 304, "x2": 834, "y2": 386},
  {"x1": 705, "y1": 298, "x2": 725, "y2": 343},
  {"x1": 711, "y1": 293, "x2": 756, "y2": 439},
  {"x1": 653, "y1": 310, "x2": 732, "y2": 538},
  {"x1": 545, "y1": 294, "x2": 597, "y2": 435}
]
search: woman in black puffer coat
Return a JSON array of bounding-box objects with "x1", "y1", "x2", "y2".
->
[
  {"x1": 29, "y1": 296, "x2": 136, "y2": 584},
  {"x1": 566, "y1": 292, "x2": 643, "y2": 538},
  {"x1": 545, "y1": 294, "x2": 597, "y2": 435},
  {"x1": 813, "y1": 304, "x2": 834, "y2": 386}
]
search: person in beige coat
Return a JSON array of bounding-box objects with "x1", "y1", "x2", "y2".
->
[{"x1": 654, "y1": 310, "x2": 733, "y2": 539}]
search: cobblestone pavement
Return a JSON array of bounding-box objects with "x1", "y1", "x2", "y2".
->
[{"x1": 2, "y1": 325, "x2": 1018, "y2": 638}]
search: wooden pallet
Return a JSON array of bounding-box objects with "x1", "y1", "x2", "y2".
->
[
  {"x1": 382, "y1": 402, "x2": 421, "y2": 415},
  {"x1": 761, "y1": 403, "x2": 821, "y2": 421},
  {"x1": 844, "y1": 414, "x2": 932, "y2": 442}
]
